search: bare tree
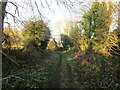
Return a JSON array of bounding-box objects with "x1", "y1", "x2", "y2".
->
[{"x1": 0, "y1": 0, "x2": 87, "y2": 70}]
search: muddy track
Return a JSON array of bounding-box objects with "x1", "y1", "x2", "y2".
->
[{"x1": 50, "y1": 53, "x2": 62, "y2": 88}]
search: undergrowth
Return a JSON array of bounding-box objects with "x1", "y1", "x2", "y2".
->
[
  {"x1": 2, "y1": 49, "x2": 61, "y2": 89},
  {"x1": 2, "y1": 49, "x2": 120, "y2": 89},
  {"x1": 74, "y1": 52, "x2": 120, "y2": 89}
]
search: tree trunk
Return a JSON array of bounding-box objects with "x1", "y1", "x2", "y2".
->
[
  {"x1": 0, "y1": 0, "x2": 7, "y2": 89},
  {"x1": 0, "y1": 0, "x2": 8, "y2": 30},
  {"x1": 0, "y1": 0, "x2": 8, "y2": 46},
  {"x1": 85, "y1": 40, "x2": 93, "y2": 54}
]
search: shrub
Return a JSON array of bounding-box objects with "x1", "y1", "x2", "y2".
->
[{"x1": 22, "y1": 20, "x2": 51, "y2": 50}]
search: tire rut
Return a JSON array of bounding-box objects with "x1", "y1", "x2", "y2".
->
[
  {"x1": 50, "y1": 53, "x2": 62, "y2": 88},
  {"x1": 66, "y1": 62, "x2": 75, "y2": 88}
]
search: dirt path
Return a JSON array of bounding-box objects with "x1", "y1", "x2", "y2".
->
[
  {"x1": 50, "y1": 50, "x2": 78, "y2": 88},
  {"x1": 50, "y1": 53, "x2": 62, "y2": 88}
]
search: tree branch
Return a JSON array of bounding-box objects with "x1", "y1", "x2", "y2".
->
[{"x1": 0, "y1": 50, "x2": 20, "y2": 67}]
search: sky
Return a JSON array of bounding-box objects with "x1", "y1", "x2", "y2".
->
[
  {"x1": 4, "y1": 0, "x2": 120, "y2": 40},
  {"x1": 4, "y1": 0, "x2": 83, "y2": 40},
  {"x1": 4, "y1": 0, "x2": 72, "y2": 38}
]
